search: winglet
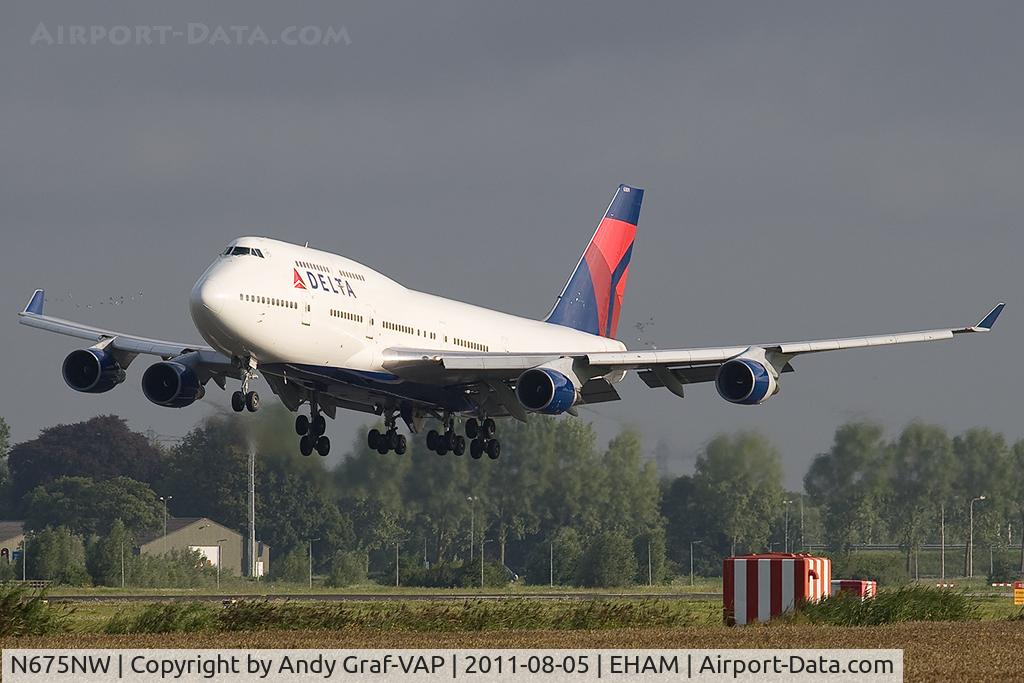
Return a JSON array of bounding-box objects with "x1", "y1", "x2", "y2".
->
[
  {"x1": 23, "y1": 289, "x2": 44, "y2": 315},
  {"x1": 974, "y1": 302, "x2": 1005, "y2": 331}
]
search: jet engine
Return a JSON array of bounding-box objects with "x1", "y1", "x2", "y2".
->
[
  {"x1": 715, "y1": 356, "x2": 779, "y2": 405},
  {"x1": 141, "y1": 360, "x2": 205, "y2": 408},
  {"x1": 515, "y1": 367, "x2": 578, "y2": 415},
  {"x1": 61, "y1": 348, "x2": 126, "y2": 394}
]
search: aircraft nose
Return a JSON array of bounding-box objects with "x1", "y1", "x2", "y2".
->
[{"x1": 190, "y1": 275, "x2": 228, "y2": 316}]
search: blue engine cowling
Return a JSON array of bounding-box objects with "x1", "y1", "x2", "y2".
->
[
  {"x1": 515, "y1": 368, "x2": 578, "y2": 415},
  {"x1": 715, "y1": 358, "x2": 777, "y2": 405},
  {"x1": 141, "y1": 361, "x2": 205, "y2": 408},
  {"x1": 61, "y1": 348, "x2": 126, "y2": 393}
]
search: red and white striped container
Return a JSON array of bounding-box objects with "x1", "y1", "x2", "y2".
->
[
  {"x1": 723, "y1": 553, "x2": 831, "y2": 625},
  {"x1": 831, "y1": 579, "x2": 877, "y2": 600}
]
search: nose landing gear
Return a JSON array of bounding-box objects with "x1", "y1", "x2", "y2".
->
[{"x1": 231, "y1": 360, "x2": 260, "y2": 413}]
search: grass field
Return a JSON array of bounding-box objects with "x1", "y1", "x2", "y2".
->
[
  {"x1": 4, "y1": 589, "x2": 1023, "y2": 681},
  {"x1": 4, "y1": 621, "x2": 1024, "y2": 682}
]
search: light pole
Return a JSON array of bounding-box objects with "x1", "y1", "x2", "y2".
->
[
  {"x1": 799, "y1": 495, "x2": 804, "y2": 551},
  {"x1": 308, "y1": 538, "x2": 320, "y2": 590},
  {"x1": 481, "y1": 539, "x2": 493, "y2": 588},
  {"x1": 940, "y1": 502, "x2": 946, "y2": 581},
  {"x1": 21, "y1": 534, "x2": 29, "y2": 582},
  {"x1": 647, "y1": 540, "x2": 653, "y2": 587},
  {"x1": 969, "y1": 496, "x2": 987, "y2": 578},
  {"x1": 120, "y1": 541, "x2": 125, "y2": 588},
  {"x1": 394, "y1": 538, "x2": 409, "y2": 587},
  {"x1": 159, "y1": 495, "x2": 172, "y2": 554},
  {"x1": 549, "y1": 540, "x2": 554, "y2": 588},
  {"x1": 783, "y1": 500, "x2": 793, "y2": 553},
  {"x1": 216, "y1": 538, "x2": 227, "y2": 590},
  {"x1": 689, "y1": 540, "x2": 702, "y2": 587},
  {"x1": 467, "y1": 496, "x2": 477, "y2": 561}
]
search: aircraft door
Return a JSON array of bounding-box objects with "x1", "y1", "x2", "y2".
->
[{"x1": 300, "y1": 287, "x2": 311, "y2": 326}]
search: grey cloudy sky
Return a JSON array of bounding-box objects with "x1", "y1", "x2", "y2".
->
[{"x1": 2, "y1": 2, "x2": 1020, "y2": 487}]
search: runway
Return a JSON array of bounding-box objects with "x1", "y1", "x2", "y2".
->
[{"x1": 50, "y1": 591, "x2": 722, "y2": 603}]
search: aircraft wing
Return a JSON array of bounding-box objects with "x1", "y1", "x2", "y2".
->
[
  {"x1": 382, "y1": 303, "x2": 1004, "y2": 401},
  {"x1": 17, "y1": 289, "x2": 237, "y2": 374}
]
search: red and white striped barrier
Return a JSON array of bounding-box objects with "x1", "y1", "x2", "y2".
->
[
  {"x1": 936, "y1": 583, "x2": 957, "y2": 588},
  {"x1": 831, "y1": 579, "x2": 877, "y2": 600},
  {"x1": 723, "y1": 553, "x2": 831, "y2": 625},
  {"x1": 992, "y1": 582, "x2": 1015, "y2": 587}
]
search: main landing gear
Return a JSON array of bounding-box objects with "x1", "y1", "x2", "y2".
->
[
  {"x1": 367, "y1": 410, "x2": 407, "y2": 455},
  {"x1": 295, "y1": 397, "x2": 330, "y2": 457},
  {"x1": 429, "y1": 416, "x2": 500, "y2": 459},
  {"x1": 231, "y1": 360, "x2": 260, "y2": 413}
]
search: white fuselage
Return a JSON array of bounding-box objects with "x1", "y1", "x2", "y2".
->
[{"x1": 189, "y1": 237, "x2": 625, "y2": 373}]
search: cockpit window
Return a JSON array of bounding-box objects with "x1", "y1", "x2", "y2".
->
[{"x1": 223, "y1": 245, "x2": 265, "y2": 257}]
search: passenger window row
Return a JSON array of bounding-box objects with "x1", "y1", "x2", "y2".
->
[
  {"x1": 382, "y1": 321, "x2": 437, "y2": 341},
  {"x1": 331, "y1": 309, "x2": 364, "y2": 323},
  {"x1": 241, "y1": 293, "x2": 298, "y2": 309},
  {"x1": 453, "y1": 337, "x2": 488, "y2": 352}
]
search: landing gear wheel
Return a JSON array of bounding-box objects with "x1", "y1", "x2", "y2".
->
[
  {"x1": 231, "y1": 391, "x2": 245, "y2": 412},
  {"x1": 486, "y1": 439, "x2": 501, "y2": 460},
  {"x1": 394, "y1": 434, "x2": 407, "y2": 455},
  {"x1": 367, "y1": 428, "x2": 381, "y2": 450},
  {"x1": 315, "y1": 435, "x2": 331, "y2": 457},
  {"x1": 295, "y1": 414, "x2": 310, "y2": 436},
  {"x1": 436, "y1": 434, "x2": 449, "y2": 456},
  {"x1": 452, "y1": 435, "x2": 466, "y2": 456},
  {"x1": 465, "y1": 418, "x2": 479, "y2": 439},
  {"x1": 482, "y1": 418, "x2": 496, "y2": 439},
  {"x1": 377, "y1": 441, "x2": 390, "y2": 455},
  {"x1": 245, "y1": 391, "x2": 260, "y2": 412},
  {"x1": 311, "y1": 415, "x2": 327, "y2": 436},
  {"x1": 426, "y1": 430, "x2": 439, "y2": 451},
  {"x1": 299, "y1": 435, "x2": 314, "y2": 456},
  {"x1": 470, "y1": 439, "x2": 484, "y2": 459}
]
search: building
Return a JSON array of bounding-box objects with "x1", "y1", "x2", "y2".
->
[
  {"x1": 137, "y1": 517, "x2": 270, "y2": 578},
  {"x1": 0, "y1": 521, "x2": 25, "y2": 566}
]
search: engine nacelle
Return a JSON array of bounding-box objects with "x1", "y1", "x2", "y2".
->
[
  {"x1": 715, "y1": 357, "x2": 779, "y2": 405},
  {"x1": 61, "y1": 348, "x2": 126, "y2": 393},
  {"x1": 515, "y1": 368, "x2": 578, "y2": 415},
  {"x1": 141, "y1": 361, "x2": 205, "y2": 408}
]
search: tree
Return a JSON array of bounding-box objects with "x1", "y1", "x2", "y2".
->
[
  {"x1": 86, "y1": 519, "x2": 132, "y2": 587},
  {"x1": 692, "y1": 432, "x2": 784, "y2": 555},
  {"x1": 25, "y1": 527, "x2": 90, "y2": 585},
  {"x1": 23, "y1": 476, "x2": 161, "y2": 537},
  {"x1": 0, "y1": 417, "x2": 11, "y2": 517},
  {"x1": 269, "y1": 548, "x2": 309, "y2": 583},
  {"x1": 804, "y1": 422, "x2": 889, "y2": 551},
  {"x1": 576, "y1": 531, "x2": 637, "y2": 587},
  {"x1": 523, "y1": 526, "x2": 583, "y2": 586},
  {"x1": 886, "y1": 423, "x2": 954, "y2": 572},
  {"x1": 1010, "y1": 441, "x2": 1024, "y2": 574},
  {"x1": 7, "y1": 416, "x2": 163, "y2": 505},
  {"x1": 162, "y1": 415, "x2": 250, "y2": 531},
  {"x1": 951, "y1": 429, "x2": 1010, "y2": 575}
]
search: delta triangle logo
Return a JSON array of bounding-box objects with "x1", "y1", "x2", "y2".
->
[{"x1": 293, "y1": 269, "x2": 307, "y2": 289}]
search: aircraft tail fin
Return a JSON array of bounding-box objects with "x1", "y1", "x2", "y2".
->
[{"x1": 545, "y1": 184, "x2": 643, "y2": 338}]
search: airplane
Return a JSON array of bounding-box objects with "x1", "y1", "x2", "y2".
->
[{"x1": 18, "y1": 184, "x2": 1004, "y2": 459}]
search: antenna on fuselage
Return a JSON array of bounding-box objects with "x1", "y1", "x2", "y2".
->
[{"x1": 304, "y1": 241, "x2": 309, "y2": 248}]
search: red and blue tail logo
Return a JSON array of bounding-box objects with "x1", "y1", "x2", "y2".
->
[{"x1": 545, "y1": 184, "x2": 643, "y2": 338}]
